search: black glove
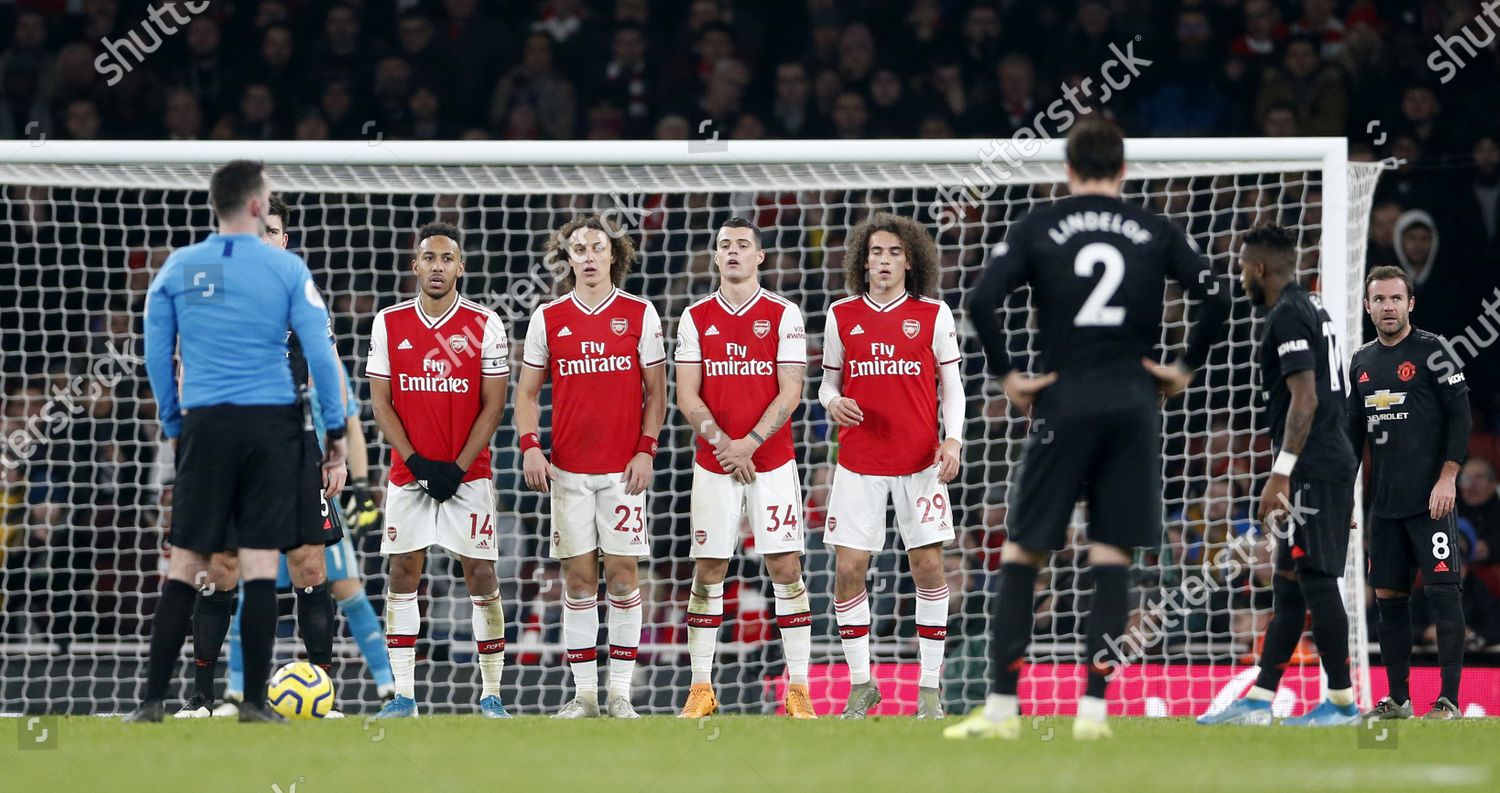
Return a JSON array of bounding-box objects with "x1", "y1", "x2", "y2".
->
[
  {"x1": 429, "y1": 462, "x2": 467, "y2": 503},
  {"x1": 345, "y1": 479, "x2": 381, "y2": 536},
  {"x1": 405, "y1": 453, "x2": 452, "y2": 502}
]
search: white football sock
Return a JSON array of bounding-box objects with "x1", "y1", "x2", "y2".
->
[
  {"x1": 984, "y1": 693, "x2": 1018, "y2": 721},
  {"x1": 1077, "y1": 695, "x2": 1108, "y2": 722},
  {"x1": 384, "y1": 590, "x2": 419, "y2": 699},
  {"x1": 687, "y1": 580, "x2": 724, "y2": 685},
  {"x1": 1245, "y1": 685, "x2": 1276, "y2": 702},
  {"x1": 834, "y1": 590, "x2": 872, "y2": 685},
  {"x1": 1328, "y1": 688, "x2": 1354, "y2": 707},
  {"x1": 470, "y1": 590, "x2": 505, "y2": 699},
  {"x1": 915, "y1": 583, "x2": 950, "y2": 689},
  {"x1": 774, "y1": 579, "x2": 812, "y2": 686},
  {"x1": 607, "y1": 588, "x2": 643, "y2": 699},
  {"x1": 563, "y1": 592, "x2": 599, "y2": 696}
]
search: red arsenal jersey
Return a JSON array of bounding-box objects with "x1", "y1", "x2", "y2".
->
[
  {"x1": 523, "y1": 289, "x2": 665, "y2": 474},
  {"x1": 823, "y1": 293, "x2": 960, "y2": 476},
  {"x1": 365, "y1": 296, "x2": 510, "y2": 486},
  {"x1": 675, "y1": 288, "x2": 806, "y2": 474}
]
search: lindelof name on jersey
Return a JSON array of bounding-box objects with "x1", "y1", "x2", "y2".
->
[
  {"x1": 848, "y1": 341, "x2": 924, "y2": 378},
  {"x1": 399, "y1": 355, "x2": 472, "y2": 393},
  {"x1": 704, "y1": 341, "x2": 775, "y2": 377},
  {"x1": 1363, "y1": 388, "x2": 1409, "y2": 422},
  {"x1": 556, "y1": 339, "x2": 633, "y2": 377},
  {"x1": 1046, "y1": 210, "x2": 1154, "y2": 246}
]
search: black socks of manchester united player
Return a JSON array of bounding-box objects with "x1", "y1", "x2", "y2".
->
[
  {"x1": 142, "y1": 578, "x2": 196, "y2": 703},
  {"x1": 1253, "y1": 573, "x2": 1307, "y2": 692},
  {"x1": 1376, "y1": 595, "x2": 1413, "y2": 703},
  {"x1": 192, "y1": 587, "x2": 238, "y2": 701},
  {"x1": 1427, "y1": 583, "x2": 1465, "y2": 704},
  {"x1": 1300, "y1": 570, "x2": 1352, "y2": 690},
  {"x1": 296, "y1": 582, "x2": 336, "y2": 673},
  {"x1": 989, "y1": 562, "x2": 1040, "y2": 698},
  {"x1": 1084, "y1": 565, "x2": 1129, "y2": 700},
  {"x1": 240, "y1": 579, "x2": 279, "y2": 706}
]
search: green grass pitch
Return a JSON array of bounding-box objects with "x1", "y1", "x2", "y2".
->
[{"x1": 5, "y1": 715, "x2": 1497, "y2": 793}]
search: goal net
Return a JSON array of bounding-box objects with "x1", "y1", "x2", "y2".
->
[{"x1": 0, "y1": 139, "x2": 1384, "y2": 716}]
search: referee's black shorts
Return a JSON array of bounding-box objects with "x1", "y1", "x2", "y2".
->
[
  {"x1": 1368, "y1": 511, "x2": 1462, "y2": 589},
  {"x1": 1007, "y1": 403, "x2": 1162, "y2": 552},
  {"x1": 172, "y1": 404, "x2": 302, "y2": 554},
  {"x1": 1274, "y1": 475, "x2": 1355, "y2": 578},
  {"x1": 297, "y1": 429, "x2": 344, "y2": 548}
]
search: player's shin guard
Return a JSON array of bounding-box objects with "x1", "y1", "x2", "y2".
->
[
  {"x1": 338, "y1": 590, "x2": 395, "y2": 690},
  {"x1": 687, "y1": 580, "x2": 725, "y2": 685},
  {"x1": 295, "y1": 581, "x2": 336, "y2": 674},
  {"x1": 1253, "y1": 573, "x2": 1307, "y2": 693},
  {"x1": 563, "y1": 593, "x2": 600, "y2": 695},
  {"x1": 471, "y1": 590, "x2": 506, "y2": 699},
  {"x1": 834, "y1": 590, "x2": 872, "y2": 685},
  {"x1": 142, "y1": 578, "x2": 196, "y2": 702},
  {"x1": 1300, "y1": 570, "x2": 1351, "y2": 692},
  {"x1": 915, "y1": 584, "x2": 950, "y2": 690},
  {"x1": 240, "y1": 579, "x2": 279, "y2": 707},
  {"x1": 607, "y1": 589, "x2": 643, "y2": 699},
  {"x1": 1084, "y1": 565, "x2": 1129, "y2": 700},
  {"x1": 192, "y1": 587, "x2": 237, "y2": 701},
  {"x1": 990, "y1": 562, "x2": 1040, "y2": 697},
  {"x1": 1426, "y1": 583, "x2": 1465, "y2": 704},
  {"x1": 384, "y1": 590, "x2": 420, "y2": 699},
  {"x1": 774, "y1": 580, "x2": 813, "y2": 685},
  {"x1": 1375, "y1": 595, "x2": 1414, "y2": 703}
]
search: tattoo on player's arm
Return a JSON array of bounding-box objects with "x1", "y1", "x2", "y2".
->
[{"x1": 1282, "y1": 370, "x2": 1318, "y2": 456}]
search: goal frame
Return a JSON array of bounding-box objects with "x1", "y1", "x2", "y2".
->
[{"x1": 0, "y1": 136, "x2": 1372, "y2": 711}]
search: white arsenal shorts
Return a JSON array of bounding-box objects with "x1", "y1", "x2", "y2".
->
[
  {"x1": 825, "y1": 463, "x2": 954, "y2": 553},
  {"x1": 381, "y1": 479, "x2": 498, "y2": 561},
  {"x1": 690, "y1": 460, "x2": 804, "y2": 559},
  {"x1": 547, "y1": 467, "x2": 651, "y2": 560}
]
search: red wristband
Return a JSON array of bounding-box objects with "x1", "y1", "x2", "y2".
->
[
  {"x1": 636, "y1": 434, "x2": 659, "y2": 458},
  {"x1": 520, "y1": 433, "x2": 542, "y2": 453}
]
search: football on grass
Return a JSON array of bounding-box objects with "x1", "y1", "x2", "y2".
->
[{"x1": 267, "y1": 661, "x2": 335, "y2": 719}]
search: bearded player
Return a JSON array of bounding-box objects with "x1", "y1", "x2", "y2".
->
[
  {"x1": 515, "y1": 216, "x2": 666, "y2": 719},
  {"x1": 367, "y1": 222, "x2": 511, "y2": 719},
  {"x1": 676, "y1": 217, "x2": 814, "y2": 719},
  {"x1": 821, "y1": 213, "x2": 963, "y2": 720}
]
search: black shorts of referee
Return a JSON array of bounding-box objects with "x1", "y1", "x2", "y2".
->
[{"x1": 171, "y1": 404, "x2": 303, "y2": 554}]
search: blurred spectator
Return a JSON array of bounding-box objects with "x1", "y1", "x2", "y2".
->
[
  {"x1": 866, "y1": 67, "x2": 913, "y2": 137},
  {"x1": 992, "y1": 54, "x2": 1040, "y2": 138},
  {"x1": 175, "y1": 17, "x2": 232, "y2": 121},
  {"x1": 1139, "y1": 8, "x2": 1232, "y2": 135},
  {"x1": 1288, "y1": 0, "x2": 1344, "y2": 59},
  {"x1": 829, "y1": 89, "x2": 868, "y2": 139},
  {"x1": 1461, "y1": 460, "x2": 1500, "y2": 563},
  {"x1": 768, "y1": 62, "x2": 821, "y2": 138},
  {"x1": 490, "y1": 32, "x2": 577, "y2": 140},
  {"x1": 1255, "y1": 36, "x2": 1346, "y2": 137},
  {"x1": 62, "y1": 98, "x2": 101, "y2": 140},
  {"x1": 594, "y1": 24, "x2": 653, "y2": 137}
]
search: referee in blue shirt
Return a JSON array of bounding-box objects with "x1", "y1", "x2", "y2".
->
[{"x1": 128, "y1": 160, "x2": 348, "y2": 723}]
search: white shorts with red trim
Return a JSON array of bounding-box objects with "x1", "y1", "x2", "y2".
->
[
  {"x1": 548, "y1": 467, "x2": 651, "y2": 560},
  {"x1": 381, "y1": 479, "x2": 498, "y2": 560},
  {"x1": 824, "y1": 463, "x2": 955, "y2": 553},
  {"x1": 689, "y1": 460, "x2": 804, "y2": 559}
]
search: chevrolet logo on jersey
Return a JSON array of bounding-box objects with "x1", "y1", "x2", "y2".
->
[{"x1": 1364, "y1": 389, "x2": 1407, "y2": 411}]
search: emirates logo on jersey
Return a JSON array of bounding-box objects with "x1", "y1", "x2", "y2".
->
[
  {"x1": 753, "y1": 319, "x2": 771, "y2": 338},
  {"x1": 1397, "y1": 361, "x2": 1417, "y2": 382},
  {"x1": 449, "y1": 336, "x2": 468, "y2": 353},
  {"x1": 903, "y1": 319, "x2": 920, "y2": 339},
  {"x1": 611, "y1": 317, "x2": 628, "y2": 336}
]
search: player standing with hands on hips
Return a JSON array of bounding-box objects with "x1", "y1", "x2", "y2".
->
[
  {"x1": 366, "y1": 223, "x2": 512, "y2": 719},
  {"x1": 133, "y1": 160, "x2": 348, "y2": 723},
  {"x1": 1348, "y1": 266, "x2": 1470, "y2": 721},
  {"x1": 952, "y1": 120, "x2": 1230, "y2": 740}
]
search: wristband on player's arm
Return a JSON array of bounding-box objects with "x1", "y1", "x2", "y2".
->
[
  {"x1": 1272, "y1": 451, "x2": 1298, "y2": 478},
  {"x1": 635, "y1": 434, "x2": 659, "y2": 458},
  {"x1": 520, "y1": 432, "x2": 543, "y2": 454}
]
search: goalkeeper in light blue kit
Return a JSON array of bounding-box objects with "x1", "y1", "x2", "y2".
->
[{"x1": 207, "y1": 359, "x2": 396, "y2": 716}]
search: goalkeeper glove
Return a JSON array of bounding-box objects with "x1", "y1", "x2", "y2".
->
[{"x1": 345, "y1": 479, "x2": 381, "y2": 535}]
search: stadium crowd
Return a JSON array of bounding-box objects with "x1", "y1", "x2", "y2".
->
[{"x1": 3, "y1": 0, "x2": 1500, "y2": 710}]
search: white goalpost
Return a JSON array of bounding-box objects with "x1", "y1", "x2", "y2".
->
[{"x1": 0, "y1": 137, "x2": 1382, "y2": 716}]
